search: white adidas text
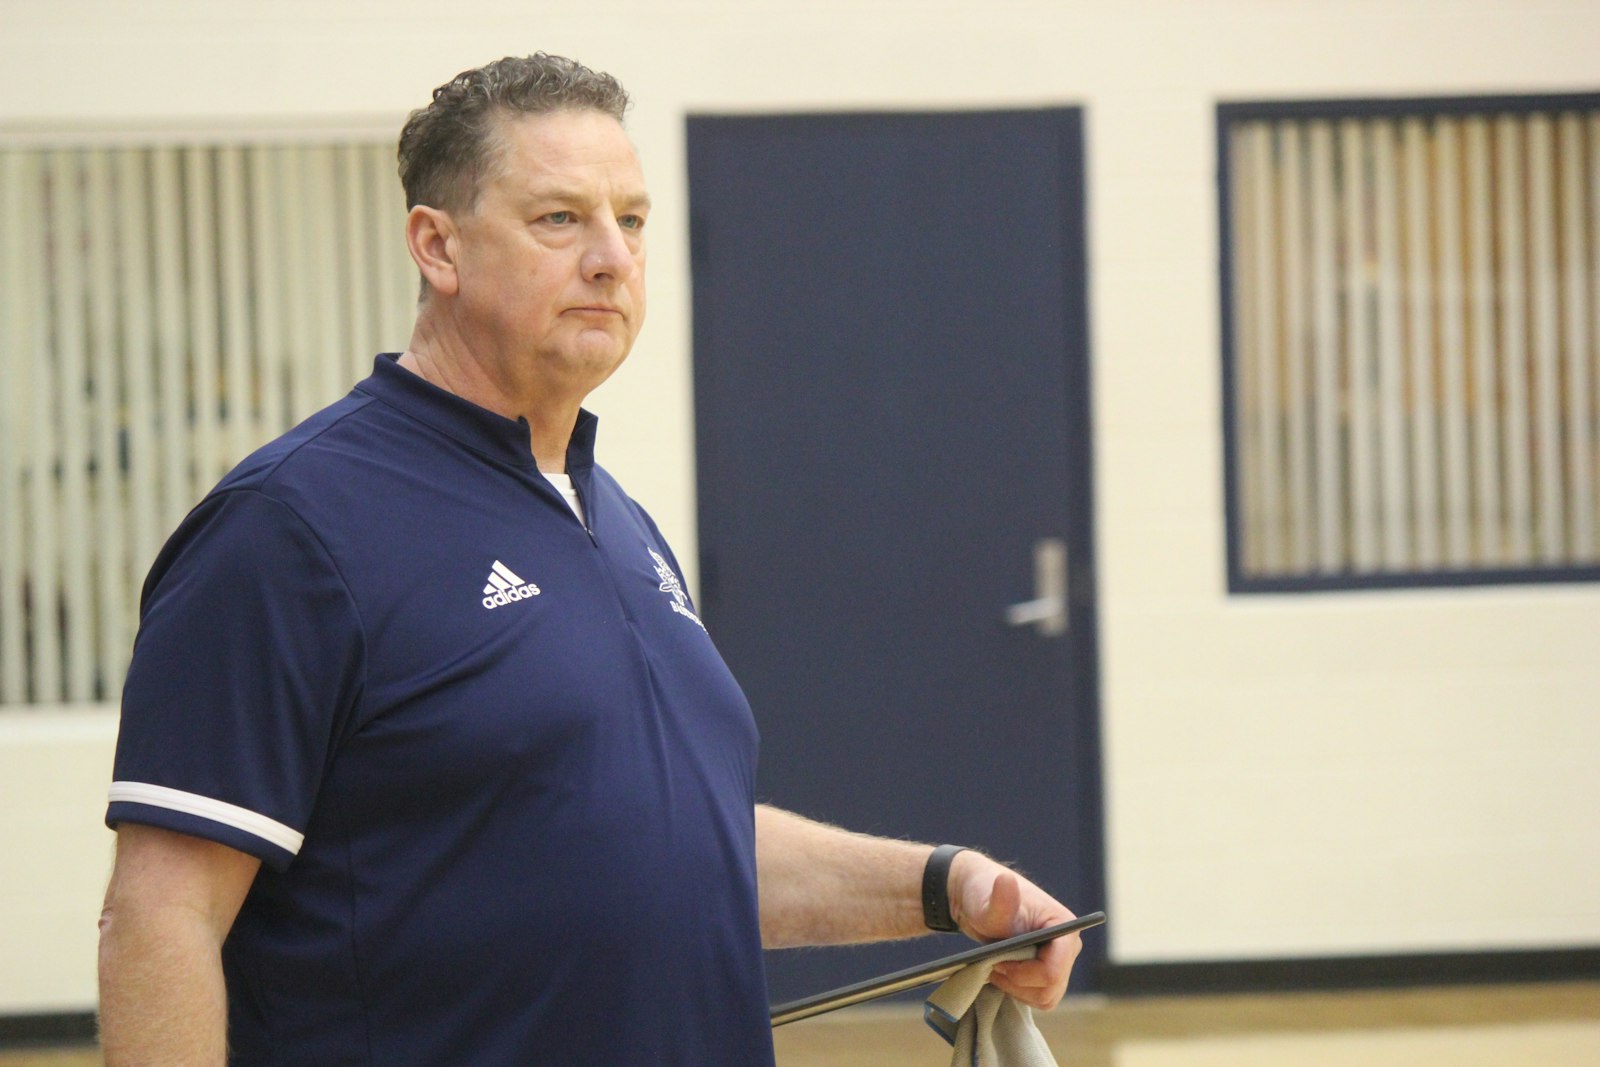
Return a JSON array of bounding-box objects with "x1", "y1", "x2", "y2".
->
[
  {"x1": 482, "y1": 560, "x2": 541, "y2": 610},
  {"x1": 482, "y1": 583, "x2": 541, "y2": 610}
]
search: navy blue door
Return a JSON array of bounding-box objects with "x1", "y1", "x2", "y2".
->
[{"x1": 687, "y1": 110, "x2": 1104, "y2": 1002}]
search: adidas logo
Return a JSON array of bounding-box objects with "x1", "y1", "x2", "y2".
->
[{"x1": 481, "y1": 560, "x2": 541, "y2": 610}]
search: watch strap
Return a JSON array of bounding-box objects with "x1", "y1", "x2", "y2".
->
[{"x1": 921, "y1": 844, "x2": 968, "y2": 932}]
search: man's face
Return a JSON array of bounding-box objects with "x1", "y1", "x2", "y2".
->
[{"x1": 449, "y1": 109, "x2": 649, "y2": 397}]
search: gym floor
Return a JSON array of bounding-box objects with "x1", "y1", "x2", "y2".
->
[{"x1": 4, "y1": 981, "x2": 1596, "y2": 1066}]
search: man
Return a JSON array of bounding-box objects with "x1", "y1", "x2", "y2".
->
[{"x1": 98, "y1": 53, "x2": 1081, "y2": 1065}]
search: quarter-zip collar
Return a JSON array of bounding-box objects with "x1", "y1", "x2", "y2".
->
[{"x1": 356, "y1": 353, "x2": 599, "y2": 475}]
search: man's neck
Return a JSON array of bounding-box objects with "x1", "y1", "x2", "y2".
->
[{"x1": 399, "y1": 317, "x2": 580, "y2": 474}]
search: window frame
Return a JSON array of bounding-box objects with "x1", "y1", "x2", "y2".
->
[
  {"x1": 0, "y1": 127, "x2": 415, "y2": 708},
  {"x1": 1217, "y1": 90, "x2": 1600, "y2": 594}
]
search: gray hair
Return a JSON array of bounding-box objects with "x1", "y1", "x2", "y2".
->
[{"x1": 397, "y1": 53, "x2": 631, "y2": 216}]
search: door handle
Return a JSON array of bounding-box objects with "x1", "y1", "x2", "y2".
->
[{"x1": 1004, "y1": 537, "x2": 1068, "y2": 637}]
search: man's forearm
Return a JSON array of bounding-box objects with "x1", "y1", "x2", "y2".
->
[
  {"x1": 755, "y1": 804, "x2": 935, "y2": 948},
  {"x1": 98, "y1": 904, "x2": 230, "y2": 1066},
  {"x1": 754, "y1": 805, "x2": 1083, "y2": 1009},
  {"x1": 98, "y1": 825, "x2": 259, "y2": 1065}
]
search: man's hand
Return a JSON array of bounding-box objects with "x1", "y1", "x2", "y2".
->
[{"x1": 947, "y1": 851, "x2": 1081, "y2": 1010}]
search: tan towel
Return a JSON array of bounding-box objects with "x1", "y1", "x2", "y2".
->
[{"x1": 922, "y1": 946, "x2": 1059, "y2": 1067}]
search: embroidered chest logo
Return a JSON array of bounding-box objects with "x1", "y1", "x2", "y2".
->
[
  {"x1": 649, "y1": 548, "x2": 706, "y2": 631},
  {"x1": 481, "y1": 560, "x2": 541, "y2": 610}
]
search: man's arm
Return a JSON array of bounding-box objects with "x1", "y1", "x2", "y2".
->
[
  {"x1": 98, "y1": 823, "x2": 261, "y2": 1066},
  {"x1": 754, "y1": 804, "x2": 1081, "y2": 1010}
]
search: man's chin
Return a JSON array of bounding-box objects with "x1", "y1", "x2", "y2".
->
[{"x1": 545, "y1": 344, "x2": 632, "y2": 394}]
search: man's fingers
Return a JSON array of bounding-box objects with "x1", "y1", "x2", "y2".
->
[
  {"x1": 996, "y1": 947, "x2": 1069, "y2": 987},
  {"x1": 989, "y1": 933, "x2": 1080, "y2": 1008},
  {"x1": 987, "y1": 969, "x2": 1060, "y2": 1011}
]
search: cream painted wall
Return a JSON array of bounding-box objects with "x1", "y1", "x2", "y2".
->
[
  {"x1": 2, "y1": 0, "x2": 1598, "y2": 1014},
  {"x1": 0, "y1": 713, "x2": 116, "y2": 1012}
]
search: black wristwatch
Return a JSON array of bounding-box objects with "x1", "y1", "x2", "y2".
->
[{"x1": 921, "y1": 844, "x2": 968, "y2": 932}]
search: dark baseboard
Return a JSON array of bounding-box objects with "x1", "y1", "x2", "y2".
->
[
  {"x1": 6, "y1": 950, "x2": 1599, "y2": 1046},
  {"x1": 1101, "y1": 947, "x2": 1600, "y2": 996},
  {"x1": 0, "y1": 1011, "x2": 96, "y2": 1048}
]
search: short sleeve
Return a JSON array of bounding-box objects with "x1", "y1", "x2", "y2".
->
[{"x1": 106, "y1": 489, "x2": 365, "y2": 870}]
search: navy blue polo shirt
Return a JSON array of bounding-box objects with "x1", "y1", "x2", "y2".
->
[{"x1": 107, "y1": 355, "x2": 775, "y2": 1066}]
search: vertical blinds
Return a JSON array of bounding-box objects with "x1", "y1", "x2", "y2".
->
[
  {"x1": 1229, "y1": 106, "x2": 1600, "y2": 583},
  {"x1": 0, "y1": 140, "x2": 415, "y2": 707}
]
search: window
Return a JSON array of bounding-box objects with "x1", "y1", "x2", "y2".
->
[
  {"x1": 0, "y1": 135, "x2": 415, "y2": 706},
  {"x1": 1220, "y1": 94, "x2": 1600, "y2": 591}
]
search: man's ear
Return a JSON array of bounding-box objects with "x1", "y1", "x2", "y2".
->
[{"x1": 406, "y1": 205, "x2": 460, "y2": 297}]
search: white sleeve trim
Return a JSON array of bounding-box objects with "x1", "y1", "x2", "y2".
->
[{"x1": 108, "y1": 781, "x2": 305, "y2": 855}]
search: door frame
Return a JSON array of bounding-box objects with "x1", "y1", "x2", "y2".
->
[{"x1": 686, "y1": 107, "x2": 1107, "y2": 988}]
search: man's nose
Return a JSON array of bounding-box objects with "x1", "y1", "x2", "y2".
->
[{"x1": 581, "y1": 218, "x2": 636, "y2": 285}]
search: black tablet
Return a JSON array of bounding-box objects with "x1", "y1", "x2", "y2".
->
[{"x1": 768, "y1": 911, "x2": 1107, "y2": 1027}]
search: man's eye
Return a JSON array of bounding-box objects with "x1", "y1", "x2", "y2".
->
[
  {"x1": 544, "y1": 211, "x2": 574, "y2": 224},
  {"x1": 619, "y1": 214, "x2": 645, "y2": 231}
]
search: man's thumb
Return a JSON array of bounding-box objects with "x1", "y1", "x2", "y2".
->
[{"x1": 977, "y1": 870, "x2": 1024, "y2": 936}]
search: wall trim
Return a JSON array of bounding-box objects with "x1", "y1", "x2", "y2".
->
[
  {"x1": 0, "y1": 1011, "x2": 96, "y2": 1048},
  {"x1": 1101, "y1": 947, "x2": 1600, "y2": 996},
  {"x1": 5, "y1": 950, "x2": 1599, "y2": 1045}
]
